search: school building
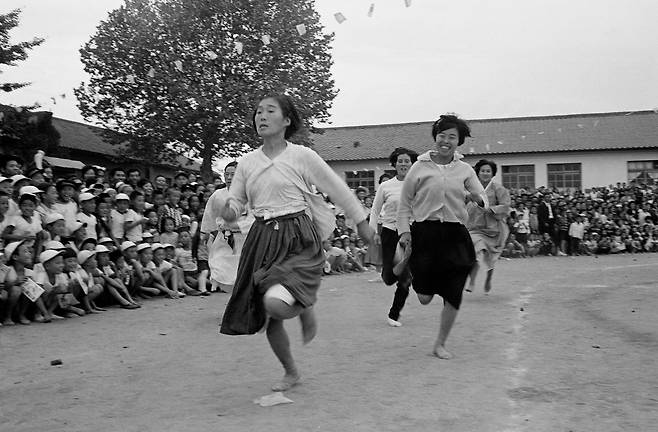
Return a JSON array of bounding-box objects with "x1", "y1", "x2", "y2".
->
[{"x1": 310, "y1": 110, "x2": 658, "y2": 193}]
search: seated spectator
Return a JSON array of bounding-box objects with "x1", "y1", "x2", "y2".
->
[{"x1": 502, "y1": 233, "x2": 526, "y2": 258}]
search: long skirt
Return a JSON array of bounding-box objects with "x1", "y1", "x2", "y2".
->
[
  {"x1": 469, "y1": 220, "x2": 509, "y2": 271},
  {"x1": 409, "y1": 220, "x2": 475, "y2": 310},
  {"x1": 219, "y1": 211, "x2": 324, "y2": 335}
]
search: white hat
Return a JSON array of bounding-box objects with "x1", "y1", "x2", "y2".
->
[
  {"x1": 77, "y1": 250, "x2": 96, "y2": 265},
  {"x1": 78, "y1": 192, "x2": 96, "y2": 202},
  {"x1": 0, "y1": 176, "x2": 10, "y2": 183},
  {"x1": 43, "y1": 240, "x2": 66, "y2": 250},
  {"x1": 98, "y1": 237, "x2": 113, "y2": 244},
  {"x1": 163, "y1": 243, "x2": 175, "y2": 249},
  {"x1": 120, "y1": 241, "x2": 137, "y2": 251},
  {"x1": 94, "y1": 245, "x2": 110, "y2": 253},
  {"x1": 43, "y1": 213, "x2": 65, "y2": 225},
  {"x1": 3, "y1": 240, "x2": 28, "y2": 260},
  {"x1": 115, "y1": 193, "x2": 130, "y2": 201},
  {"x1": 142, "y1": 232, "x2": 154, "y2": 239},
  {"x1": 150, "y1": 242, "x2": 164, "y2": 252},
  {"x1": 10, "y1": 174, "x2": 29, "y2": 186},
  {"x1": 40, "y1": 249, "x2": 64, "y2": 264},
  {"x1": 70, "y1": 221, "x2": 87, "y2": 233},
  {"x1": 136, "y1": 243, "x2": 151, "y2": 252},
  {"x1": 103, "y1": 188, "x2": 116, "y2": 194},
  {"x1": 19, "y1": 185, "x2": 41, "y2": 196}
]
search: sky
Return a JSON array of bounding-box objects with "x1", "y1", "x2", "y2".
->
[{"x1": 2, "y1": 0, "x2": 658, "y2": 129}]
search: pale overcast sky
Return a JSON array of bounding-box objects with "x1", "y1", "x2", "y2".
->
[{"x1": 2, "y1": 0, "x2": 658, "y2": 127}]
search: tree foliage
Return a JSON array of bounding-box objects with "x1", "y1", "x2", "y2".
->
[
  {"x1": 76, "y1": 0, "x2": 337, "y2": 180},
  {"x1": 0, "y1": 9, "x2": 44, "y2": 93}
]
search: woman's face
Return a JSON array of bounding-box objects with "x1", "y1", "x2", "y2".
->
[
  {"x1": 0, "y1": 196, "x2": 9, "y2": 214},
  {"x1": 20, "y1": 199, "x2": 36, "y2": 217},
  {"x1": 395, "y1": 153, "x2": 413, "y2": 177},
  {"x1": 83, "y1": 169, "x2": 96, "y2": 180},
  {"x1": 434, "y1": 127, "x2": 460, "y2": 158},
  {"x1": 164, "y1": 219, "x2": 175, "y2": 232},
  {"x1": 142, "y1": 182, "x2": 154, "y2": 195},
  {"x1": 254, "y1": 98, "x2": 290, "y2": 138},
  {"x1": 15, "y1": 244, "x2": 33, "y2": 265},
  {"x1": 477, "y1": 164, "x2": 494, "y2": 184}
]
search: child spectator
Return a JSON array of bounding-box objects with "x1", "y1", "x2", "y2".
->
[
  {"x1": 0, "y1": 190, "x2": 11, "y2": 250},
  {"x1": 71, "y1": 250, "x2": 105, "y2": 313},
  {"x1": 36, "y1": 183, "x2": 58, "y2": 219},
  {"x1": 33, "y1": 249, "x2": 69, "y2": 322},
  {"x1": 539, "y1": 233, "x2": 555, "y2": 256},
  {"x1": 159, "y1": 216, "x2": 178, "y2": 246},
  {"x1": 3, "y1": 240, "x2": 38, "y2": 324},
  {"x1": 502, "y1": 233, "x2": 526, "y2": 258},
  {"x1": 140, "y1": 243, "x2": 179, "y2": 298},
  {"x1": 143, "y1": 208, "x2": 160, "y2": 240},
  {"x1": 525, "y1": 233, "x2": 541, "y2": 257},
  {"x1": 94, "y1": 245, "x2": 140, "y2": 309},
  {"x1": 110, "y1": 193, "x2": 131, "y2": 242},
  {"x1": 124, "y1": 191, "x2": 146, "y2": 243},
  {"x1": 76, "y1": 192, "x2": 98, "y2": 240},
  {"x1": 162, "y1": 188, "x2": 184, "y2": 228},
  {"x1": 512, "y1": 213, "x2": 530, "y2": 246},
  {"x1": 568, "y1": 213, "x2": 586, "y2": 256},
  {"x1": 52, "y1": 179, "x2": 79, "y2": 236},
  {"x1": 175, "y1": 230, "x2": 205, "y2": 295},
  {"x1": 121, "y1": 241, "x2": 162, "y2": 298}
]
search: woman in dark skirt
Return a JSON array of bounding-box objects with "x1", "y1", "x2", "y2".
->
[
  {"x1": 219, "y1": 94, "x2": 373, "y2": 391},
  {"x1": 397, "y1": 114, "x2": 488, "y2": 359}
]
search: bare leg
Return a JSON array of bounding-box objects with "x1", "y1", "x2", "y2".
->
[
  {"x1": 264, "y1": 297, "x2": 304, "y2": 391},
  {"x1": 467, "y1": 261, "x2": 479, "y2": 292},
  {"x1": 433, "y1": 302, "x2": 459, "y2": 359},
  {"x1": 484, "y1": 269, "x2": 494, "y2": 293},
  {"x1": 299, "y1": 307, "x2": 317, "y2": 345}
]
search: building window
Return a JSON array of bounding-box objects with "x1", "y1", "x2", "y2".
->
[
  {"x1": 547, "y1": 163, "x2": 581, "y2": 190},
  {"x1": 501, "y1": 165, "x2": 535, "y2": 189},
  {"x1": 627, "y1": 160, "x2": 658, "y2": 184},
  {"x1": 345, "y1": 170, "x2": 374, "y2": 194}
]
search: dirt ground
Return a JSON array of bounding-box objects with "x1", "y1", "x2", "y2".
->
[{"x1": 1, "y1": 253, "x2": 657, "y2": 432}]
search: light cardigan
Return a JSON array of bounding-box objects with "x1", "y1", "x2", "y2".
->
[
  {"x1": 397, "y1": 151, "x2": 487, "y2": 234},
  {"x1": 228, "y1": 143, "x2": 366, "y2": 224}
]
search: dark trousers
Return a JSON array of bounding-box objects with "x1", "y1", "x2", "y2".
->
[{"x1": 381, "y1": 227, "x2": 412, "y2": 320}]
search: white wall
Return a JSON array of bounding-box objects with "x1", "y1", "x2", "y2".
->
[{"x1": 328, "y1": 149, "x2": 658, "y2": 191}]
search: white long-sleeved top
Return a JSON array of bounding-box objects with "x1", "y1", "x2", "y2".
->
[
  {"x1": 397, "y1": 151, "x2": 487, "y2": 234},
  {"x1": 369, "y1": 177, "x2": 403, "y2": 231},
  {"x1": 228, "y1": 143, "x2": 366, "y2": 224}
]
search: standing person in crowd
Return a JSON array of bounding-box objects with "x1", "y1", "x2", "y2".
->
[
  {"x1": 219, "y1": 94, "x2": 373, "y2": 392},
  {"x1": 202, "y1": 161, "x2": 249, "y2": 293},
  {"x1": 36, "y1": 183, "x2": 58, "y2": 219},
  {"x1": 369, "y1": 147, "x2": 417, "y2": 327},
  {"x1": 397, "y1": 114, "x2": 487, "y2": 360},
  {"x1": 466, "y1": 159, "x2": 511, "y2": 294},
  {"x1": 537, "y1": 193, "x2": 556, "y2": 252},
  {"x1": 52, "y1": 179, "x2": 79, "y2": 237},
  {"x1": 568, "y1": 213, "x2": 586, "y2": 255},
  {"x1": 364, "y1": 173, "x2": 390, "y2": 273}
]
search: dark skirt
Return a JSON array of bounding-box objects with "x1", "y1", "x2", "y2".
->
[
  {"x1": 409, "y1": 220, "x2": 475, "y2": 310},
  {"x1": 380, "y1": 227, "x2": 411, "y2": 286},
  {"x1": 219, "y1": 211, "x2": 325, "y2": 335}
]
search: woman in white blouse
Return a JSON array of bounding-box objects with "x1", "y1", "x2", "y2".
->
[
  {"x1": 397, "y1": 114, "x2": 487, "y2": 359},
  {"x1": 220, "y1": 94, "x2": 373, "y2": 392}
]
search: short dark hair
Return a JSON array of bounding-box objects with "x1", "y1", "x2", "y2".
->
[
  {"x1": 127, "y1": 168, "x2": 141, "y2": 177},
  {"x1": 252, "y1": 94, "x2": 302, "y2": 139},
  {"x1": 174, "y1": 171, "x2": 188, "y2": 179},
  {"x1": 225, "y1": 161, "x2": 238, "y2": 170},
  {"x1": 109, "y1": 167, "x2": 125, "y2": 177},
  {"x1": 18, "y1": 194, "x2": 38, "y2": 205},
  {"x1": 431, "y1": 114, "x2": 471, "y2": 145},
  {"x1": 81, "y1": 165, "x2": 97, "y2": 176},
  {"x1": 473, "y1": 159, "x2": 498, "y2": 177},
  {"x1": 388, "y1": 147, "x2": 418, "y2": 167},
  {"x1": 379, "y1": 173, "x2": 392, "y2": 184}
]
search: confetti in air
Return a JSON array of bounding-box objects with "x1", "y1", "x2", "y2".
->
[
  {"x1": 593, "y1": 120, "x2": 600, "y2": 127},
  {"x1": 173, "y1": 60, "x2": 183, "y2": 72},
  {"x1": 368, "y1": 3, "x2": 375, "y2": 17},
  {"x1": 126, "y1": 74, "x2": 135, "y2": 84},
  {"x1": 577, "y1": 124, "x2": 583, "y2": 128},
  {"x1": 234, "y1": 41, "x2": 244, "y2": 54},
  {"x1": 485, "y1": 143, "x2": 491, "y2": 151},
  {"x1": 296, "y1": 24, "x2": 307, "y2": 35},
  {"x1": 334, "y1": 12, "x2": 347, "y2": 24},
  {"x1": 261, "y1": 35, "x2": 271, "y2": 45},
  {"x1": 205, "y1": 50, "x2": 218, "y2": 60},
  {"x1": 521, "y1": 135, "x2": 526, "y2": 139},
  {"x1": 469, "y1": 147, "x2": 475, "y2": 153},
  {"x1": 537, "y1": 131, "x2": 545, "y2": 135},
  {"x1": 497, "y1": 140, "x2": 503, "y2": 145},
  {"x1": 147, "y1": 67, "x2": 156, "y2": 78}
]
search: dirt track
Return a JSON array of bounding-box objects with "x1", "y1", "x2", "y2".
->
[{"x1": 1, "y1": 253, "x2": 657, "y2": 432}]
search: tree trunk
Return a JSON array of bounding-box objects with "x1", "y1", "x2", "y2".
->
[{"x1": 200, "y1": 140, "x2": 214, "y2": 183}]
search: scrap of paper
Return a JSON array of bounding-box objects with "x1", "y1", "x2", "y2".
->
[
  {"x1": 126, "y1": 74, "x2": 135, "y2": 84},
  {"x1": 234, "y1": 41, "x2": 243, "y2": 54},
  {"x1": 205, "y1": 50, "x2": 218, "y2": 60},
  {"x1": 21, "y1": 278, "x2": 44, "y2": 302},
  {"x1": 334, "y1": 12, "x2": 346, "y2": 23},
  {"x1": 261, "y1": 35, "x2": 271, "y2": 45},
  {"x1": 174, "y1": 60, "x2": 183, "y2": 72},
  {"x1": 253, "y1": 392, "x2": 294, "y2": 407},
  {"x1": 485, "y1": 143, "x2": 491, "y2": 151},
  {"x1": 296, "y1": 24, "x2": 307, "y2": 36},
  {"x1": 368, "y1": 3, "x2": 375, "y2": 17},
  {"x1": 405, "y1": 0, "x2": 412, "y2": 7},
  {"x1": 147, "y1": 67, "x2": 156, "y2": 78}
]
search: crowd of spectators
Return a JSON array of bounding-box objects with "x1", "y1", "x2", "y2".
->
[{"x1": 0, "y1": 153, "x2": 229, "y2": 326}]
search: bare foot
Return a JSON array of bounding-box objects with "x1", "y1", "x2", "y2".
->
[
  {"x1": 433, "y1": 345, "x2": 453, "y2": 360},
  {"x1": 299, "y1": 307, "x2": 317, "y2": 345},
  {"x1": 271, "y1": 372, "x2": 300, "y2": 392},
  {"x1": 484, "y1": 280, "x2": 492, "y2": 294},
  {"x1": 2, "y1": 319, "x2": 15, "y2": 326},
  {"x1": 18, "y1": 317, "x2": 31, "y2": 325}
]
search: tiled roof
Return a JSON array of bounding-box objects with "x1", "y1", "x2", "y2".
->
[
  {"x1": 52, "y1": 117, "x2": 201, "y2": 170},
  {"x1": 311, "y1": 110, "x2": 658, "y2": 161}
]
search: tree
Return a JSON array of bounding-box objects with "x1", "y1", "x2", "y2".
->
[
  {"x1": 0, "y1": 9, "x2": 44, "y2": 93},
  {"x1": 0, "y1": 9, "x2": 57, "y2": 161},
  {"x1": 76, "y1": 0, "x2": 337, "y2": 180}
]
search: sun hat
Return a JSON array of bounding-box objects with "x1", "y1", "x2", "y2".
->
[
  {"x1": 115, "y1": 193, "x2": 130, "y2": 201},
  {"x1": 43, "y1": 240, "x2": 66, "y2": 250},
  {"x1": 18, "y1": 185, "x2": 41, "y2": 196},
  {"x1": 39, "y1": 249, "x2": 64, "y2": 264},
  {"x1": 150, "y1": 242, "x2": 164, "y2": 252},
  {"x1": 94, "y1": 245, "x2": 110, "y2": 253},
  {"x1": 10, "y1": 174, "x2": 29, "y2": 186},
  {"x1": 98, "y1": 237, "x2": 113, "y2": 244},
  {"x1": 77, "y1": 250, "x2": 96, "y2": 265},
  {"x1": 3, "y1": 240, "x2": 28, "y2": 261},
  {"x1": 78, "y1": 192, "x2": 96, "y2": 202},
  {"x1": 43, "y1": 213, "x2": 65, "y2": 225},
  {"x1": 136, "y1": 243, "x2": 151, "y2": 252},
  {"x1": 70, "y1": 221, "x2": 87, "y2": 233},
  {"x1": 120, "y1": 241, "x2": 137, "y2": 251}
]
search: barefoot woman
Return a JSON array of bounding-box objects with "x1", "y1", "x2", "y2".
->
[
  {"x1": 397, "y1": 114, "x2": 487, "y2": 359},
  {"x1": 465, "y1": 159, "x2": 511, "y2": 294},
  {"x1": 219, "y1": 95, "x2": 373, "y2": 391}
]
